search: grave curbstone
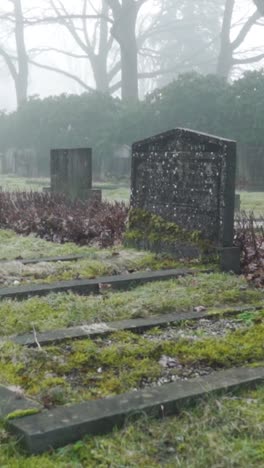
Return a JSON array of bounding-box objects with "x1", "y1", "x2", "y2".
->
[{"x1": 8, "y1": 366, "x2": 264, "y2": 454}]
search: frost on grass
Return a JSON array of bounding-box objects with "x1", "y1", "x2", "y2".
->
[{"x1": 0, "y1": 273, "x2": 262, "y2": 336}]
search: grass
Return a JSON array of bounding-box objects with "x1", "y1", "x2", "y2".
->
[
  {"x1": 0, "y1": 273, "x2": 262, "y2": 336},
  {"x1": 0, "y1": 228, "x2": 212, "y2": 287},
  {"x1": 0, "y1": 254, "x2": 206, "y2": 287},
  {"x1": 0, "y1": 174, "x2": 50, "y2": 191},
  {"x1": 1, "y1": 312, "x2": 264, "y2": 406},
  {"x1": 0, "y1": 174, "x2": 130, "y2": 202},
  {"x1": 0, "y1": 225, "x2": 263, "y2": 464},
  {"x1": 0, "y1": 385, "x2": 264, "y2": 467},
  {"x1": 102, "y1": 186, "x2": 130, "y2": 202},
  {"x1": 0, "y1": 228, "x2": 181, "y2": 265},
  {"x1": 0, "y1": 229, "x2": 104, "y2": 259},
  {"x1": 0, "y1": 174, "x2": 263, "y2": 211},
  {"x1": 239, "y1": 191, "x2": 264, "y2": 215}
]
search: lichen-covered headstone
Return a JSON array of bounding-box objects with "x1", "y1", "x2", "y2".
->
[
  {"x1": 128, "y1": 128, "x2": 240, "y2": 272},
  {"x1": 51, "y1": 148, "x2": 101, "y2": 201}
]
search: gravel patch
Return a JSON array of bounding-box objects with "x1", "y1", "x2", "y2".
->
[
  {"x1": 141, "y1": 361, "x2": 214, "y2": 390},
  {"x1": 144, "y1": 318, "x2": 248, "y2": 342}
]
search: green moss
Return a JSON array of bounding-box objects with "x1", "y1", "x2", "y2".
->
[
  {"x1": 1, "y1": 322, "x2": 264, "y2": 463},
  {"x1": 4, "y1": 408, "x2": 40, "y2": 421},
  {"x1": 161, "y1": 323, "x2": 264, "y2": 367},
  {"x1": 2, "y1": 320, "x2": 264, "y2": 406},
  {"x1": 125, "y1": 208, "x2": 214, "y2": 257}
]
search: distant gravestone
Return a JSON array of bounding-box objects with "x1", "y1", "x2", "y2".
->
[
  {"x1": 50, "y1": 148, "x2": 101, "y2": 202},
  {"x1": 238, "y1": 144, "x2": 264, "y2": 191},
  {"x1": 235, "y1": 194, "x2": 241, "y2": 212},
  {"x1": 129, "y1": 128, "x2": 240, "y2": 273}
]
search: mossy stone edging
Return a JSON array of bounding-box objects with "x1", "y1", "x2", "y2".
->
[
  {"x1": 7, "y1": 305, "x2": 261, "y2": 348},
  {"x1": 0, "y1": 254, "x2": 87, "y2": 265},
  {"x1": 8, "y1": 366, "x2": 264, "y2": 454},
  {"x1": 0, "y1": 268, "x2": 192, "y2": 301},
  {"x1": 0, "y1": 385, "x2": 41, "y2": 419}
]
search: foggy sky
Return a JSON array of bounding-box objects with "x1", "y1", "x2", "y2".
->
[{"x1": 0, "y1": 0, "x2": 263, "y2": 111}]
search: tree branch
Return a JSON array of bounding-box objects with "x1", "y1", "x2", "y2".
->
[
  {"x1": 108, "y1": 60, "x2": 121, "y2": 81},
  {"x1": 233, "y1": 52, "x2": 264, "y2": 64},
  {"x1": 0, "y1": 46, "x2": 17, "y2": 80},
  {"x1": 24, "y1": 14, "x2": 114, "y2": 26},
  {"x1": 231, "y1": 10, "x2": 261, "y2": 51},
  {"x1": 254, "y1": 0, "x2": 264, "y2": 15},
  {"x1": 30, "y1": 47, "x2": 89, "y2": 59},
  {"x1": 105, "y1": 0, "x2": 121, "y2": 17},
  {"x1": 28, "y1": 58, "x2": 95, "y2": 92}
]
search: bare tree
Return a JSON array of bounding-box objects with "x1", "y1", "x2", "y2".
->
[
  {"x1": 33, "y1": 0, "x2": 148, "y2": 101},
  {"x1": 254, "y1": 0, "x2": 264, "y2": 14},
  {"x1": 0, "y1": 0, "x2": 115, "y2": 106},
  {"x1": 2, "y1": 0, "x2": 264, "y2": 108},
  {"x1": 217, "y1": 0, "x2": 263, "y2": 79},
  {"x1": 0, "y1": 0, "x2": 28, "y2": 107},
  {"x1": 39, "y1": 0, "x2": 119, "y2": 94},
  {"x1": 105, "y1": 0, "x2": 148, "y2": 101}
]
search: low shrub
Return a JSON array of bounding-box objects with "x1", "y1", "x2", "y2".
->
[
  {"x1": 0, "y1": 191, "x2": 128, "y2": 247},
  {"x1": 235, "y1": 213, "x2": 264, "y2": 287}
]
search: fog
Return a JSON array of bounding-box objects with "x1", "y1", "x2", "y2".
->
[{"x1": 0, "y1": 0, "x2": 263, "y2": 110}]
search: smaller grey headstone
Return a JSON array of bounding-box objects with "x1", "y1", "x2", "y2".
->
[
  {"x1": 50, "y1": 148, "x2": 92, "y2": 201},
  {"x1": 235, "y1": 194, "x2": 241, "y2": 212}
]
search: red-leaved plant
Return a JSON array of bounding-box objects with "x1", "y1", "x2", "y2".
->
[{"x1": 0, "y1": 191, "x2": 128, "y2": 247}]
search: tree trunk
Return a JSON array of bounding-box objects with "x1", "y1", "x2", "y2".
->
[
  {"x1": 217, "y1": 0, "x2": 235, "y2": 80},
  {"x1": 110, "y1": 0, "x2": 139, "y2": 101},
  {"x1": 254, "y1": 0, "x2": 264, "y2": 15},
  {"x1": 120, "y1": 24, "x2": 138, "y2": 101},
  {"x1": 92, "y1": 55, "x2": 110, "y2": 93},
  {"x1": 14, "y1": 0, "x2": 28, "y2": 106},
  {"x1": 92, "y1": 1, "x2": 110, "y2": 94},
  {"x1": 216, "y1": 47, "x2": 233, "y2": 79}
]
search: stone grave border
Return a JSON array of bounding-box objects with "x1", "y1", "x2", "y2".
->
[
  {"x1": 0, "y1": 268, "x2": 195, "y2": 301},
  {"x1": 6, "y1": 366, "x2": 264, "y2": 454},
  {"x1": 5, "y1": 305, "x2": 261, "y2": 348},
  {"x1": 0, "y1": 385, "x2": 41, "y2": 420},
  {"x1": 0, "y1": 254, "x2": 88, "y2": 265},
  {"x1": 1, "y1": 304, "x2": 263, "y2": 453}
]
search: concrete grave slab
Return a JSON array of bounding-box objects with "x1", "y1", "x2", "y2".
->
[
  {"x1": 0, "y1": 254, "x2": 87, "y2": 265},
  {"x1": 0, "y1": 385, "x2": 41, "y2": 419},
  {"x1": 8, "y1": 366, "x2": 264, "y2": 454},
  {"x1": 0, "y1": 268, "x2": 191, "y2": 301},
  {"x1": 8, "y1": 305, "x2": 260, "y2": 347}
]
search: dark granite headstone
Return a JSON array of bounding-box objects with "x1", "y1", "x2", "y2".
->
[
  {"x1": 50, "y1": 148, "x2": 93, "y2": 201},
  {"x1": 130, "y1": 128, "x2": 240, "y2": 272}
]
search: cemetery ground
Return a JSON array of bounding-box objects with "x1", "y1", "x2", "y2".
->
[
  {"x1": 0, "y1": 174, "x2": 130, "y2": 204},
  {"x1": 0, "y1": 226, "x2": 264, "y2": 466},
  {"x1": 0, "y1": 170, "x2": 263, "y2": 466},
  {"x1": 0, "y1": 173, "x2": 263, "y2": 212}
]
